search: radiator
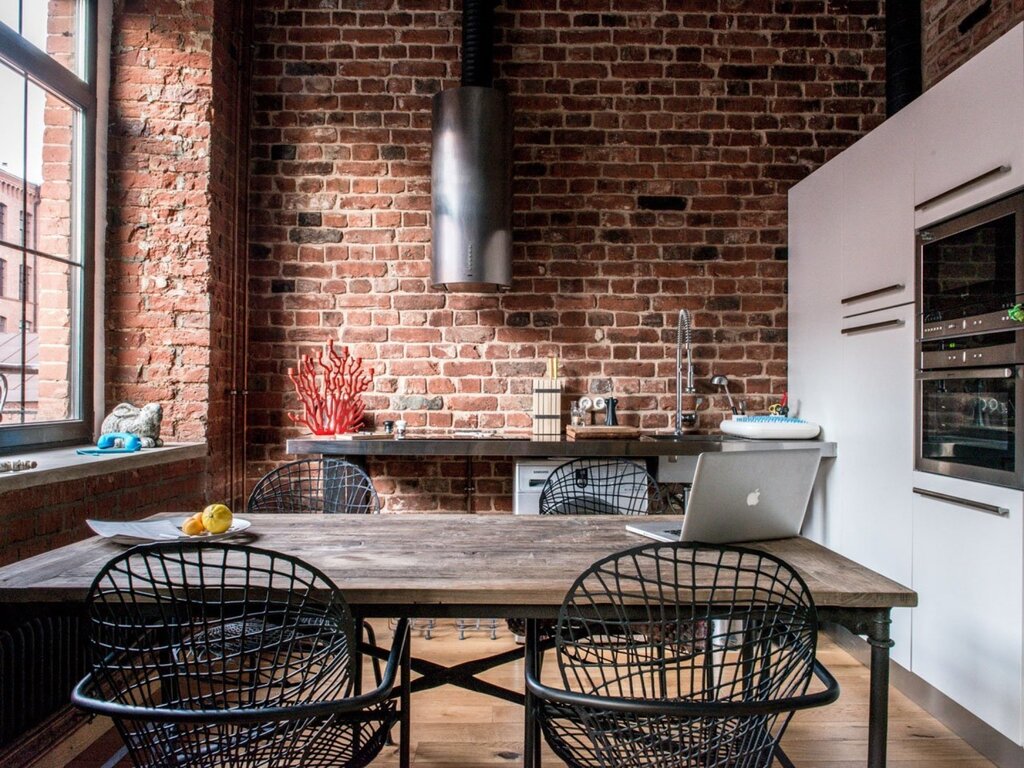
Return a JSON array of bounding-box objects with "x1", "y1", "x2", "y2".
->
[{"x1": 0, "y1": 614, "x2": 88, "y2": 748}]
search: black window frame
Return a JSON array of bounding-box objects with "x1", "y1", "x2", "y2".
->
[{"x1": 0, "y1": 2, "x2": 97, "y2": 451}]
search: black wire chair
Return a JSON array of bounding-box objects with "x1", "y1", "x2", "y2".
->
[
  {"x1": 539, "y1": 458, "x2": 669, "y2": 516},
  {"x1": 509, "y1": 459, "x2": 669, "y2": 640},
  {"x1": 248, "y1": 458, "x2": 386, "y2": 682},
  {"x1": 247, "y1": 458, "x2": 380, "y2": 515},
  {"x1": 72, "y1": 542, "x2": 411, "y2": 768},
  {"x1": 525, "y1": 542, "x2": 840, "y2": 768}
]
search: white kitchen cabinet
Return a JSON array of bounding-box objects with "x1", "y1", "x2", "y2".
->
[
  {"x1": 911, "y1": 474, "x2": 1023, "y2": 743},
  {"x1": 840, "y1": 112, "x2": 916, "y2": 315},
  {"x1": 914, "y1": 23, "x2": 1024, "y2": 228},
  {"x1": 837, "y1": 304, "x2": 915, "y2": 667},
  {"x1": 788, "y1": 153, "x2": 846, "y2": 549}
]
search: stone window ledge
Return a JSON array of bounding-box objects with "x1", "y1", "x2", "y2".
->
[{"x1": 0, "y1": 443, "x2": 207, "y2": 494}]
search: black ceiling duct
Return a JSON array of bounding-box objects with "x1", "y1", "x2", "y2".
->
[
  {"x1": 431, "y1": 0, "x2": 512, "y2": 293},
  {"x1": 886, "y1": 2, "x2": 922, "y2": 116}
]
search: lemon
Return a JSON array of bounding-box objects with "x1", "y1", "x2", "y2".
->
[{"x1": 201, "y1": 503, "x2": 233, "y2": 534}]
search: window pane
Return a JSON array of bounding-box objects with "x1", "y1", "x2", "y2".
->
[
  {"x1": 0, "y1": 244, "x2": 78, "y2": 424},
  {"x1": 0, "y1": 1, "x2": 81, "y2": 77},
  {"x1": 0, "y1": 2, "x2": 18, "y2": 38},
  {"x1": 0, "y1": 61, "x2": 26, "y2": 193},
  {"x1": 28, "y1": 79, "x2": 77, "y2": 264}
]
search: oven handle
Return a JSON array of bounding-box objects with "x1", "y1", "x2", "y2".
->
[
  {"x1": 917, "y1": 367, "x2": 1016, "y2": 380},
  {"x1": 913, "y1": 487, "x2": 1010, "y2": 517}
]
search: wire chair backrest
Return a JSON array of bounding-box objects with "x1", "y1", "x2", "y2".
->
[
  {"x1": 548, "y1": 542, "x2": 820, "y2": 767},
  {"x1": 80, "y1": 543, "x2": 361, "y2": 766},
  {"x1": 247, "y1": 458, "x2": 381, "y2": 515},
  {"x1": 539, "y1": 458, "x2": 667, "y2": 516},
  {"x1": 85, "y1": 542, "x2": 357, "y2": 711}
]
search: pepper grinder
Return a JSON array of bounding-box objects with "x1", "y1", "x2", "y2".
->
[{"x1": 605, "y1": 397, "x2": 619, "y2": 426}]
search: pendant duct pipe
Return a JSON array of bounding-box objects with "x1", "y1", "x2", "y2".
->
[{"x1": 431, "y1": 0, "x2": 512, "y2": 292}]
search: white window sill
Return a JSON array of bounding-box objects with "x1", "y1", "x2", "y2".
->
[{"x1": 0, "y1": 443, "x2": 207, "y2": 494}]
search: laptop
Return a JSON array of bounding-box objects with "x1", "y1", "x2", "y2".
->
[{"x1": 626, "y1": 450, "x2": 821, "y2": 544}]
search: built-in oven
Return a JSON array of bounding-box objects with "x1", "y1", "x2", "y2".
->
[
  {"x1": 916, "y1": 191, "x2": 1024, "y2": 488},
  {"x1": 916, "y1": 367, "x2": 1022, "y2": 488},
  {"x1": 919, "y1": 192, "x2": 1024, "y2": 337}
]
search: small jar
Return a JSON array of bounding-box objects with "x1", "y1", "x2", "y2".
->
[
  {"x1": 383, "y1": 420, "x2": 395, "y2": 434},
  {"x1": 394, "y1": 419, "x2": 408, "y2": 438},
  {"x1": 570, "y1": 401, "x2": 585, "y2": 427}
]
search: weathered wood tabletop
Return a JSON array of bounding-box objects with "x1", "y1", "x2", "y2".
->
[{"x1": 0, "y1": 514, "x2": 917, "y2": 613}]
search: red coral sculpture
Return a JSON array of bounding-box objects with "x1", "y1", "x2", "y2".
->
[{"x1": 288, "y1": 341, "x2": 375, "y2": 435}]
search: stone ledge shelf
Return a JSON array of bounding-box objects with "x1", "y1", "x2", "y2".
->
[
  {"x1": 288, "y1": 433, "x2": 837, "y2": 459},
  {"x1": 0, "y1": 443, "x2": 207, "y2": 493}
]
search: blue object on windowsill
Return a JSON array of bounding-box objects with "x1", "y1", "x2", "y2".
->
[{"x1": 76, "y1": 432, "x2": 143, "y2": 456}]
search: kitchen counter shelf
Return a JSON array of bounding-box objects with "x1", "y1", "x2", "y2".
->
[{"x1": 287, "y1": 434, "x2": 837, "y2": 459}]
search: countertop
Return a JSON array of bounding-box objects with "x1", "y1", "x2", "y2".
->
[{"x1": 287, "y1": 433, "x2": 837, "y2": 459}]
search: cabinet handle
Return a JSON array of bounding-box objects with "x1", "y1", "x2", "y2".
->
[
  {"x1": 841, "y1": 283, "x2": 905, "y2": 305},
  {"x1": 913, "y1": 487, "x2": 1009, "y2": 517},
  {"x1": 841, "y1": 318, "x2": 904, "y2": 335},
  {"x1": 914, "y1": 165, "x2": 1012, "y2": 211}
]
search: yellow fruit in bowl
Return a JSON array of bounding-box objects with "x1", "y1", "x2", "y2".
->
[
  {"x1": 181, "y1": 515, "x2": 205, "y2": 536},
  {"x1": 201, "y1": 503, "x2": 233, "y2": 534}
]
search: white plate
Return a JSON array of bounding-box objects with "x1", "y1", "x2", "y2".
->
[{"x1": 87, "y1": 517, "x2": 252, "y2": 545}]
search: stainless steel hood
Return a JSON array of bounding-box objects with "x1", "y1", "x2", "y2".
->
[
  {"x1": 431, "y1": 87, "x2": 511, "y2": 292},
  {"x1": 430, "y1": 0, "x2": 512, "y2": 293}
]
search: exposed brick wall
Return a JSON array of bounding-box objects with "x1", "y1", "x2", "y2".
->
[
  {"x1": 105, "y1": 0, "x2": 216, "y2": 444},
  {"x1": 0, "y1": 457, "x2": 207, "y2": 567},
  {"x1": 923, "y1": 0, "x2": 1024, "y2": 88},
  {"x1": 247, "y1": 0, "x2": 887, "y2": 512},
  {"x1": 103, "y1": 0, "x2": 247, "y2": 506}
]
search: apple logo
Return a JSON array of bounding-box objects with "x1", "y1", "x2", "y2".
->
[{"x1": 746, "y1": 489, "x2": 761, "y2": 507}]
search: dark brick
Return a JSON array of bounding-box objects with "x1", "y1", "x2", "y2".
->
[
  {"x1": 638, "y1": 195, "x2": 688, "y2": 211},
  {"x1": 288, "y1": 228, "x2": 343, "y2": 244}
]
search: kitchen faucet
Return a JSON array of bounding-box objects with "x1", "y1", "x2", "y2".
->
[
  {"x1": 675, "y1": 310, "x2": 700, "y2": 434},
  {"x1": 711, "y1": 374, "x2": 745, "y2": 416}
]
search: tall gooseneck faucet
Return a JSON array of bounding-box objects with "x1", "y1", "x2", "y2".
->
[{"x1": 675, "y1": 309, "x2": 697, "y2": 435}]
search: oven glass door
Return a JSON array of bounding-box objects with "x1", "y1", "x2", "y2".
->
[
  {"x1": 918, "y1": 367, "x2": 1020, "y2": 486},
  {"x1": 920, "y1": 207, "x2": 1018, "y2": 320}
]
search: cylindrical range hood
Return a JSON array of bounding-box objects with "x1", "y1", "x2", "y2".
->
[{"x1": 430, "y1": 0, "x2": 512, "y2": 293}]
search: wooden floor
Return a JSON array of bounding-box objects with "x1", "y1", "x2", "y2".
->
[{"x1": 48, "y1": 620, "x2": 994, "y2": 768}]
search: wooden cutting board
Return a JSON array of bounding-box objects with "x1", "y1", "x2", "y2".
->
[{"x1": 565, "y1": 425, "x2": 642, "y2": 440}]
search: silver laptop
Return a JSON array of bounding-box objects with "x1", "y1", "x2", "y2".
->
[{"x1": 626, "y1": 450, "x2": 821, "y2": 544}]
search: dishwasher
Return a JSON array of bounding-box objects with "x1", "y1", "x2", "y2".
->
[
  {"x1": 514, "y1": 457, "x2": 694, "y2": 514},
  {"x1": 513, "y1": 458, "x2": 569, "y2": 515}
]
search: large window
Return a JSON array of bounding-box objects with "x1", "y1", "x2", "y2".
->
[{"x1": 0, "y1": 1, "x2": 95, "y2": 449}]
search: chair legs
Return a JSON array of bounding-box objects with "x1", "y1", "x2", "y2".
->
[{"x1": 456, "y1": 618, "x2": 500, "y2": 640}]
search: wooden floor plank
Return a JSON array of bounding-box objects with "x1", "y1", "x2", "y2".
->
[{"x1": 47, "y1": 621, "x2": 994, "y2": 767}]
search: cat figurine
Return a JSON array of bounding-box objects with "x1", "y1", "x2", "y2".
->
[{"x1": 99, "y1": 403, "x2": 164, "y2": 448}]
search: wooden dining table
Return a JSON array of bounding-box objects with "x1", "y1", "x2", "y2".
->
[{"x1": 0, "y1": 513, "x2": 917, "y2": 768}]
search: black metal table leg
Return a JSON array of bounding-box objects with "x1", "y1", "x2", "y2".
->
[
  {"x1": 818, "y1": 606, "x2": 893, "y2": 768},
  {"x1": 400, "y1": 622, "x2": 411, "y2": 768},
  {"x1": 866, "y1": 611, "x2": 893, "y2": 768},
  {"x1": 524, "y1": 618, "x2": 542, "y2": 768}
]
